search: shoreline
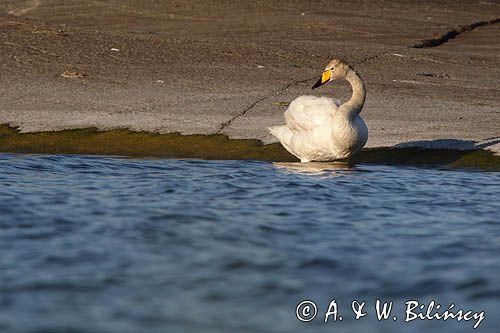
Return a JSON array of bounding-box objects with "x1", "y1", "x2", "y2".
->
[
  {"x1": 0, "y1": 1, "x2": 499, "y2": 165},
  {"x1": 1, "y1": 124, "x2": 498, "y2": 171}
]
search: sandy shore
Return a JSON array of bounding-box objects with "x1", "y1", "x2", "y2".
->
[{"x1": 0, "y1": 0, "x2": 499, "y2": 154}]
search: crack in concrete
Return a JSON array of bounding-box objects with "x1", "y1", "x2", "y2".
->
[
  {"x1": 412, "y1": 17, "x2": 500, "y2": 48},
  {"x1": 215, "y1": 77, "x2": 314, "y2": 134},
  {"x1": 355, "y1": 49, "x2": 394, "y2": 66},
  {"x1": 215, "y1": 95, "x2": 270, "y2": 134},
  {"x1": 8, "y1": 0, "x2": 41, "y2": 16}
]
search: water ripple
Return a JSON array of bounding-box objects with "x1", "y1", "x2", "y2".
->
[{"x1": 0, "y1": 154, "x2": 499, "y2": 333}]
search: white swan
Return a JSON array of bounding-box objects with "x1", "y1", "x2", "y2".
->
[{"x1": 268, "y1": 59, "x2": 368, "y2": 162}]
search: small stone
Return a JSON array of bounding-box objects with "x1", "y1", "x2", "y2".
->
[
  {"x1": 273, "y1": 102, "x2": 290, "y2": 107},
  {"x1": 61, "y1": 71, "x2": 85, "y2": 78}
]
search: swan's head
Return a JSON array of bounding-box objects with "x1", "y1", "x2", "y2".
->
[{"x1": 312, "y1": 58, "x2": 349, "y2": 89}]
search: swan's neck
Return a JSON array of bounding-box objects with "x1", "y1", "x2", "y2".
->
[{"x1": 341, "y1": 68, "x2": 365, "y2": 119}]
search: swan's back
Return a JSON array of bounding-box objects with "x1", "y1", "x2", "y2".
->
[
  {"x1": 268, "y1": 95, "x2": 342, "y2": 162},
  {"x1": 284, "y1": 96, "x2": 340, "y2": 131}
]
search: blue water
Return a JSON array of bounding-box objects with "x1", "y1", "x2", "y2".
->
[{"x1": 0, "y1": 154, "x2": 499, "y2": 333}]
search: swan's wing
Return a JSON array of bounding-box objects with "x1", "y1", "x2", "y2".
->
[{"x1": 284, "y1": 96, "x2": 339, "y2": 132}]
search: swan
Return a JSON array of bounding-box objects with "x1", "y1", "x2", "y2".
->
[{"x1": 268, "y1": 58, "x2": 368, "y2": 162}]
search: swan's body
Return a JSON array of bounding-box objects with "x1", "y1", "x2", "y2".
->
[{"x1": 269, "y1": 59, "x2": 368, "y2": 162}]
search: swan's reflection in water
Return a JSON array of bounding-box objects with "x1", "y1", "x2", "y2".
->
[{"x1": 272, "y1": 161, "x2": 354, "y2": 177}]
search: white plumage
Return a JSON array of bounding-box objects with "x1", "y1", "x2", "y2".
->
[{"x1": 268, "y1": 59, "x2": 368, "y2": 163}]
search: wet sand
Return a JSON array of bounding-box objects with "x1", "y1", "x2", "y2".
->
[{"x1": 0, "y1": 0, "x2": 499, "y2": 154}]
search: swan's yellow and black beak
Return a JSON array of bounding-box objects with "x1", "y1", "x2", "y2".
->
[{"x1": 312, "y1": 70, "x2": 331, "y2": 89}]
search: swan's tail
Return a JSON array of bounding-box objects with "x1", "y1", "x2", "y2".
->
[
  {"x1": 268, "y1": 126, "x2": 309, "y2": 162},
  {"x1": 268, "y1": 126, "x2": 293, "y2": 145}
]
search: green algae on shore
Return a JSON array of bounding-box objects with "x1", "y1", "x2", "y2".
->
[
  {"x1": 0, "y1": 124, "x2": 296, "y2": 162},
  {"x1": 0, "y1": 124, "x2": 499, "y2": 170}
]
